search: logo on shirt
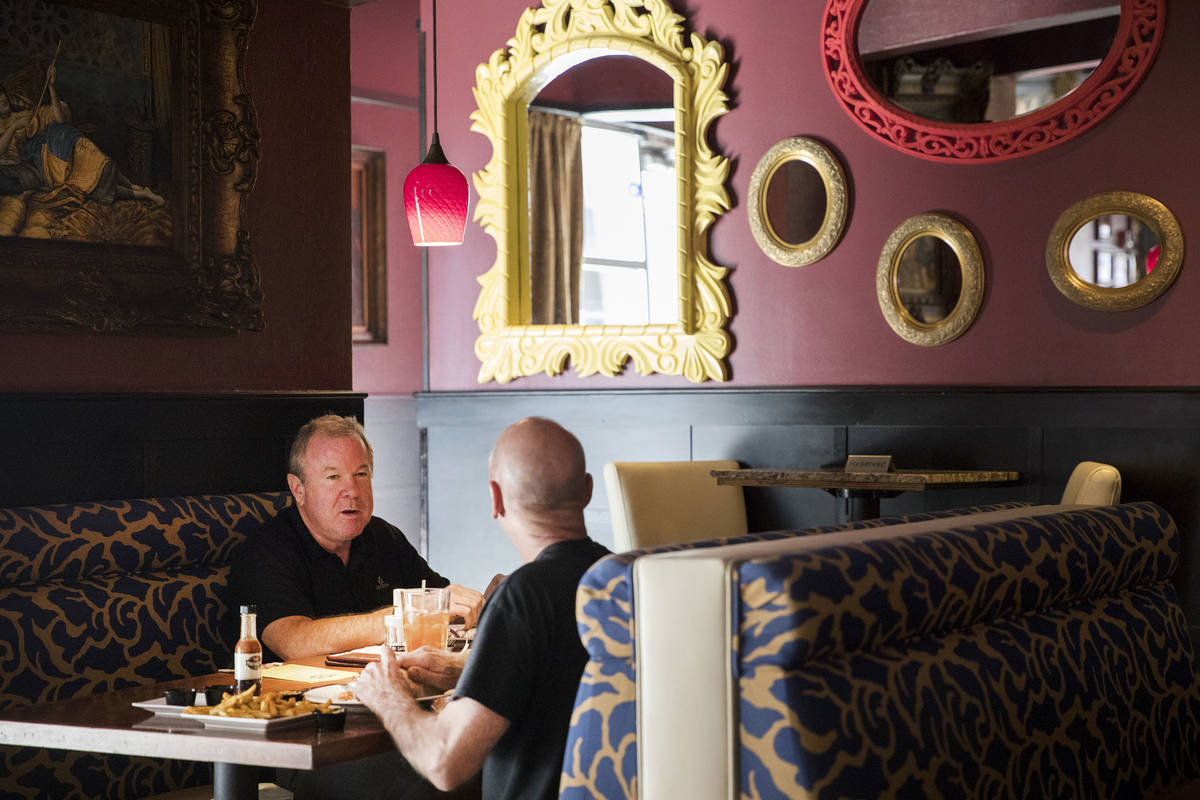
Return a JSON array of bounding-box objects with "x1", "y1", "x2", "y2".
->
[{"x1": 376, "y1": 575, "x2": 387, "y2": 590}]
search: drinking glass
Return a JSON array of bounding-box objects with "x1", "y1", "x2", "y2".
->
[
  {"x1": 384, "y1": 614, "x2": 405, "y2": 652},
  {"x1": 399, "y1": 587, "x2": 451, "y2": 651}
]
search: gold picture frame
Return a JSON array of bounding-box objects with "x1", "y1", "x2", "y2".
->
[
  {"x1": 1045, "y1": 191, "x2": 1183, "y2": 311},
  {"x1": 469, "y1": 0, "x2": 732, "y2": 383},
  {"x1": 747, "y1": 136, "x2": 848, "y2": 268},
  {"x1": 876, "y1": 213, "x2": 984, "y2": 346},
  {"x1": 0, "y1": 0, "x2": 261, "y2": 334},
  {"x1": 351, "y1": 146, "x2": 387, "y2": 343}
]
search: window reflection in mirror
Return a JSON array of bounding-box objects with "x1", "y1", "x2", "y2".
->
[
  {"x1": 857, "y1": 1, "x2": 1119, "y2": 123},
  {"x1": 895, "y1": 235, "x2": 961, "y2": 324},
  {"x1": 1067, "y1": 214, "x2": 1160, "y2": 289},
  {"x1": 765, "y1": 160, "x2": 826, "y2": 246},
  {"x1": 527, "y1": 55, "x2": 675, "y2": 326}
]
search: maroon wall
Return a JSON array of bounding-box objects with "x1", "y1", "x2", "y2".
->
[
  {"x1": 0, "y1": 0, "x2": 352, "y2": 393},
  {"x1": 350, "y1": 0, "x2": 424, "y2": 396},
  {"x1": 420, "y1": 0, "x2": 1198, "y2": 391}
]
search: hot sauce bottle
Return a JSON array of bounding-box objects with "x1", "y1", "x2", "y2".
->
[{"x1": 234, "y1": 604, "x2": 262, "y2": 692}]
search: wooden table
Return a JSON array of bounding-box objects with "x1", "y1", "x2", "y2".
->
[
  {"x1": 0, "y1": 657, "x2": 387, "y2": 800},
  {"x1": 711, "y1": 468, "x2": 1021, "y2": 522}
]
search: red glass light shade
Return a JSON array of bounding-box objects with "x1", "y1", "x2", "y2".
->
[{"x1": 404, "y1": 134, "x2": 468, "y2": 246}]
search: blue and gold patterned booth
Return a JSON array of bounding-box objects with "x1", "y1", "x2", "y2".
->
[
  {"x1": 0, "y1": 492, "x2": 291, "y2": 799},
  {"x1": 561, "y1": 502, "x2": 1200, "y2": 799}
]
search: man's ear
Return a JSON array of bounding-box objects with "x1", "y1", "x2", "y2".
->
[
  {"x1": 489, "y1": 480, "x2": 505, "y2": 520},
  {"x1": 287, "y1": 473, "x2": 305, "y2": 505},
  {"x1": 582, "y1": 472, "x2": 593, "y2": 507}
]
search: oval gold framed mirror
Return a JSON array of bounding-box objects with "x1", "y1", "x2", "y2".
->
[
  {"x1": 1046, "y1": 191, "x2": 1183, "y2": 311},
  {"x1": 877, "y1": 213, "x2": 984, "y2": 346},
  {"x1": 748, "y1": 137, "x2": 848, "y2": 267},
  {"x1": 469, "y1": 0, "x2": 733, "y2": 383}
]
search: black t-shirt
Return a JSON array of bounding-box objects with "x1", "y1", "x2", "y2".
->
[
  {"x1": 454, "y1": 537, "x2": 611, "y2": 800},
  {"x1": 230, "y1": 505, "x2": 448, "y2": 662}
]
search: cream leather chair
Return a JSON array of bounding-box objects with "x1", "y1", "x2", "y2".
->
[
  {"x1": 1060, "y1": 461, "x2": 1122, "y2": 505},
  {"x1": 604, "y1": 460, "x2": 748, "y2": 551}
]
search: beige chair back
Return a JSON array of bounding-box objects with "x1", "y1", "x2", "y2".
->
[
  {"x1": 1060, "y1": 461, "x2": 1122, "y2": 505},
  {"x1": 604, "y1": 460, "x2": 748, "y2": 551}
]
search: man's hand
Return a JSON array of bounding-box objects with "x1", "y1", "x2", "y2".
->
[
  {"x1": 355, "y1": 646, "x2": 420, "y2": 713},
  {"x1": 396, "y1": 647, "x2": 467, "y2": 691},
  {"x1": 447, "y1": 583, "x2": 484, "y2": 628}
]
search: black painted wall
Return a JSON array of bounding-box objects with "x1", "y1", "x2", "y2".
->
[{"x1": 0, "y1": 393, "x2": 365, "y2": 507}]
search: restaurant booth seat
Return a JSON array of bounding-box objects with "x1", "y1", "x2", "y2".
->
[
  {"x1": 0, "y1": 491, "x2": 292, "y2": 800},
  {"x1": 604, "y1": 460, "x2": 748, "y2": 551},
  {"x1": 559, "y1": 501, "x2": 1200, "y2": 800},
  {"x1": 1061, "y1": 460, "x2": 1122, "y2": 505}
]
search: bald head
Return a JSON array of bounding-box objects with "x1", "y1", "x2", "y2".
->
[{"x1": 489, "y1": 417, "x2": 590, "y2": 516}]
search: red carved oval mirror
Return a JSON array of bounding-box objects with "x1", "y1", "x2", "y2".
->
[{"x1": 821, "y1": 0, "x2": 1164, "y2": 163}]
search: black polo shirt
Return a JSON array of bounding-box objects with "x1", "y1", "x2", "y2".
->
[
  {"x1": 231, "y1": 505, "x2": 448, "y2": 661},
  {"x1": 454, "y1": 537, "x2": 611, "y2": 800}
]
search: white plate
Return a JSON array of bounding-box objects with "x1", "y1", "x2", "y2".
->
[
  {"x1": 305, "y1": 682, "x2": 452, "y2": 708},
  {"x1": 131, "y1": 696, "x2": 209, "y2": 718},
  {"x1": 305, "y1": 683, "x2": 363, "y2": 708},
  {"x1": 133, "y1": 693, "x2": 330, "y2": 730},
  {"x1": 192, "y1": 711, "x2": 318, "y2": 732}
]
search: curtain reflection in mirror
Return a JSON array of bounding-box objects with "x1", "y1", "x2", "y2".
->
[
  {"x1": 528, "y1": 110, "x2": 583, "y2": 324},
  {"x1": 529, "y1": 108, "x2": 676, "y2": 326}
]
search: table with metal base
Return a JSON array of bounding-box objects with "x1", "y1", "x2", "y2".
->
[
  {"x1": 712, "y1": 468, "x2": 1021, "y2": 523},
  {"x1": 0, "y1": 660, "x2": 387, "y2": 800}
]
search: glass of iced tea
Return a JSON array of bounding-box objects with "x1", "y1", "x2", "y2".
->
[{"x1": 400, "y1": 587, "x2": 451, "y2": 651}]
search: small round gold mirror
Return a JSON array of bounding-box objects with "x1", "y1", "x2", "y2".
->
[
  {"x1": 1046, "y1": 191, "x2": 1183, "y2": 311},
  {"x1": 877, "y1": 213, "x2": 984, "y2": 346},
  {"x1": 748, "y1": 137, "x2": 848, "y2": 267}
]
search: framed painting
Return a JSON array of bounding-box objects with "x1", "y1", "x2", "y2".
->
[
  {"x1": 0, "y1": 0, "x2": 261, "y2": 334},
  {"x1": 350, "y1": 145, "x2": 386, "y2": 344}
]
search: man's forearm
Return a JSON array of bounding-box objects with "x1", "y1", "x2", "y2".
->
[
  {"x1": 374, "y1": 696, "x2": 499, "y2": 792},
  {"x1": 374, "y1": 695, "x2": 456, "y2": 786},
  {"x1": 263, "y1": 609, "x2": 387, "y2": 660}
]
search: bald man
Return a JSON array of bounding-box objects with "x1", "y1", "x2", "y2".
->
[{"x1": 355, "y1": 417, "x2": 611, "y2": 800}]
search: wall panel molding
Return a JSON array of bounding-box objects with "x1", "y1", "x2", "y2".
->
[{"x1": 417, "y1": 386, "x2": 1200, "y2": 645}]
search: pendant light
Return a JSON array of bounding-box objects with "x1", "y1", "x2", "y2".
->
[{"x1": 403, "y1": 0, "x2": 468, "y2": 246}]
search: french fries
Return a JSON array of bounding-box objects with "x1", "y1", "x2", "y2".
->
[{"x1": 183, "y1": 685, "x2": 337, "y2": 718}]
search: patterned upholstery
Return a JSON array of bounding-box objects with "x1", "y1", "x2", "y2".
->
[
  {"x1": 734, "y1": 502, "x2": 1200, "y2": 799},
  {"x1": 560, "y1": 501, "x2": 1037, "y2": 799},
  {"x1": 0, "y1": 492, "x2": 291, "y2": 800}
]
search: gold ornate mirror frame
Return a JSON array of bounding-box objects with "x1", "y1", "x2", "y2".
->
[
  {"x1": 748, "y1": 137, "x2": 848, "y2": 268},
  {"x1": 1045, "y1": 191, "x2": 1183, "y2": 312},
  {"x1": 470, "y1": 0, "x2": 732, "y2": 383},
  {"x1": 876, "y1": 213, "x2": 984, "y2": 346}
]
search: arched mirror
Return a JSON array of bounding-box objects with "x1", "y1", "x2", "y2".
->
[
  {"x1": 528, "y1": 56, "x2": 676, "y2": 326},
  {"x1": 877, "y1": 213, "x2": 984, "y2": 345},
  {"x1": 748, "y1": 137, "x2": 849, "y2": 267},
  {"x1": 1046, "y1": 191, "x2": 1183, "y2": 311},
  {"x1": 821, "y1": 0, "x2": 1165, "y2": 162},
  {"x1": 470, "y1": 0, "x2": 733, "y2": 383}
]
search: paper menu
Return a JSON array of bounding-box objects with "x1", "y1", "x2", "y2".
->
[{"x1": 262, "y1": 664, "x2": 358, "y2": 684}]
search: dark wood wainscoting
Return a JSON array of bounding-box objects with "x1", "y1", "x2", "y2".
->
[
  {"x1": 0, "y1": 393, "x2": 364, "y2": 507},
  {"x1": 417, "y1": 387, "x2": 1200, "y2": 645}
]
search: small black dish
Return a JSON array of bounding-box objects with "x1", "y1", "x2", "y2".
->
[
  {"x1": 204, "y1": 684, "x2": 236, "y2": 706},
  {"x1": 164, "y1": 688, "x2": 196, "y2": 707},
  {"x1": 313, "y1": 708, "x2": 346, "y2": 731}
]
